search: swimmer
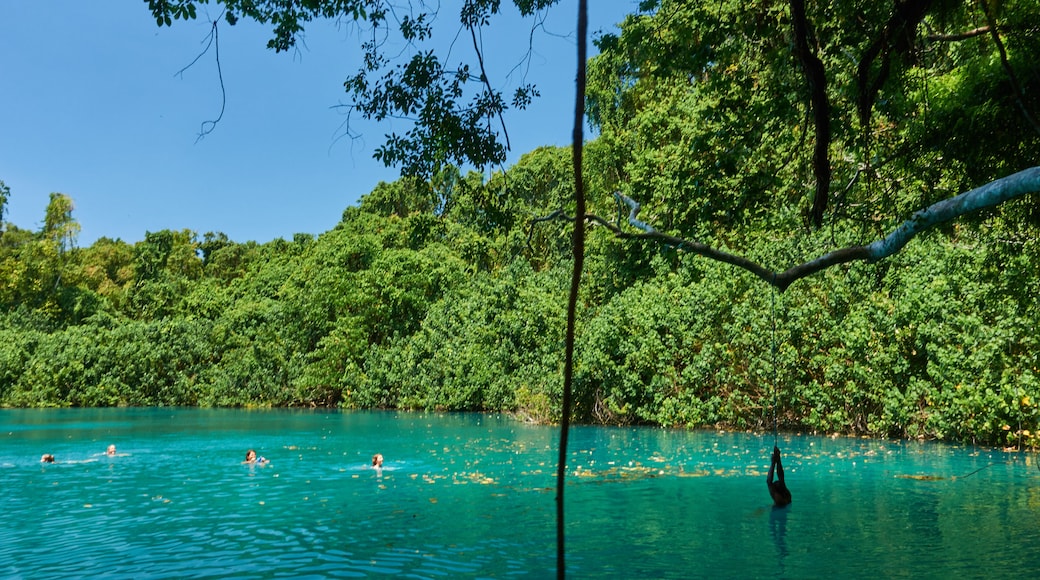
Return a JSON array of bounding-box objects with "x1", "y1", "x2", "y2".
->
[
  {"x1": 41, "y1": 454, "x2": 55, "y2": 463},
  {"x1": 767, "y1": 446, "x2": 792, "y2": 507},
  {"x1": 244, "y1": 449, "x2": 268, "y2": 465},
  {"x1": 106, "y1": 445, "x2": 117, "y2": 456},
  {"x1": 372, "y1": 454, "x2": 384, "y2": 468}
]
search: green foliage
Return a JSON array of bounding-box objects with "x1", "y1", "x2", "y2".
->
[
  {"x1": 586, "y1": 0, "x2": 1039, "y2": 238},
  {"x1": 43, "y1": 193, "x2": 79, "y2": 253},
  {"x1": 2, "y1": 156, "x2": 1038, "y2": 445},
  {"x1": 148, "y1": 0, "x2": 561, "y2": 179},
  {"x1": 345, "y1": 260, "x2": 568, "y2": 415},
  {"x1": 2, "y1": 1, "x2": 1038, "y2": 448},
  {"x1": 1, "y1": 317, "x2": 213, "y2": 407}
]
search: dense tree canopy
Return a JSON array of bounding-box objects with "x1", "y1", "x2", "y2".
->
[{"x1": 583, "y1": 0, "x2": 1039, "y2": 257}]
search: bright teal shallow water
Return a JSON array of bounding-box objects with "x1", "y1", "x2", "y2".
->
[{"x1": 1, "y1": 409, "x2": 1038, "y2": 579}]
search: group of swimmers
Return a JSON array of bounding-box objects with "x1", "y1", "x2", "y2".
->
[
  {"x1": 41, "y1": 446, "x2": 386, "y2": 471},
  {"x1": 242, "y1": 450, "x2": 385, "y2": 470},
  {"x1": 40, "y1": 445, "x2": 119, "y2": 463},
  {"x1": 40, "y1": 443, "x2": 787, "y2": 505}
]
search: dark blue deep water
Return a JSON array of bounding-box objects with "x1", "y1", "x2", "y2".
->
[{"x1": 2, "y1": 409, "x2": 1038, "y2": 578}]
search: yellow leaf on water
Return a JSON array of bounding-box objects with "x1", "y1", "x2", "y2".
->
[{"x1": 895, "y1": 474, "x2": 944, "y2": 481}]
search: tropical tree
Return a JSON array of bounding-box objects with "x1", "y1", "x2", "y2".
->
[
  {"x1": 581, "y1": 0, "x2": 1040, "y2": 290},
  {"x1": 0, "y1": 179, "x2": 9, "y2": 242},
  {"x1": 42, "y1": 193, "x2": 80, "y2": 255}
]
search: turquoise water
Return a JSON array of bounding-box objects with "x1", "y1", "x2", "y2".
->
[{"x1": 2, "y1": 409, "x2": 1038, "y2": 579}]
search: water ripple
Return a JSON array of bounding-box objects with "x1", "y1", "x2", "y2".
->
[{"x1": 2, "y1": 409, "x2": 1038, "y2": 578}]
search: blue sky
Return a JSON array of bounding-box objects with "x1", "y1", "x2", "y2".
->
[{"x1": 1, "y1": 1, "x2": 634, "y2": 246}]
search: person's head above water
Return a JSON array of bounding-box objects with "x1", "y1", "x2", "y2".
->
[
  {"x1": 244, "y1": 449, "x2": 267, "y2": 464},
  {"x1": 106, "y1": 445, "x2": 116, "y2": 456},
  {"x1": 41, "y1": 454, "x2": 55, "y2": 463},
  {"x1": 372, "y1": 454, "x2": 384, "y2": 468}
]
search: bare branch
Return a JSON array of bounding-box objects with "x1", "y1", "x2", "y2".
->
[
  {"x1": 862, "y1": 166, "x2": 1040, "y2": 259},
  {"x1": 856, "y1": 0, "x2": 930, "y2": 132},
  {"x1": 978, "y1": 3, "x2": 1040, "y2": 137},
  {"x1": 608, "y1": 192, "x2": 778, "y2": 285},
  {"x1": 533, "y1": 167, "x2": 1040, "y2": 293},
  {"x1": 925, "y1": 26, "x2": 991, "y2": 42},
  {"x1": 525, "y1": 209, "x2": 570, "y2": 251},
  {"x1": 469, "y1": 25, "x2": 511, "y2": 151}
]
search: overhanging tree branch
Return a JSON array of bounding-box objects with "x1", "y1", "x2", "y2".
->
[
  {"x1": 468, "y1": 24, "x2": 512, "y2": 152},
  {"x1": 534, "y1": 166, "x2": 1040, "y2": 293}
]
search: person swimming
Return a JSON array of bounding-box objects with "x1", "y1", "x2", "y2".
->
[
  {"x1": 40, "y1": 454, "x2": 55, "y2": 463},
  {"x1": 371, "y1": 454, "x2": 384, "y2": 468},
  {"x1": 244, "y1": 449, "x2": 268, "y2": 465},
  {"x1": 767, "y1": 446, "x2": 792, "y2": 507},
  {"x1": 106, "y1": 445, "x2": 117, "y2": 456}
]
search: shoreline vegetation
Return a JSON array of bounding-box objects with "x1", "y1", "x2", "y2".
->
[
  {"x1": 0, "y1": 164, "x2": 1036, "y2": 449},
  {"x1": 3, "y1": 3, "x2": 1039, "y2": 449}
]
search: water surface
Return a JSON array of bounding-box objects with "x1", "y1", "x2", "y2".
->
[{"x1": 2, "y1": 408, "x2": 1038, "y2": 578}]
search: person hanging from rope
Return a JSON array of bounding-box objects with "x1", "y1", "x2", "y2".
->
[{"x1": 767, "y1": 445, "x2": 792, "y2": 507}]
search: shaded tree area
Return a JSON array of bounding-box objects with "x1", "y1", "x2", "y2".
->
[{"x1": 1, "y1": 0, "x2": 1038, "y2": 449}]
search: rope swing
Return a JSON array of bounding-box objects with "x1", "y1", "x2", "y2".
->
[
  {"x1": 766, "y1": 281, "x2": 792, "y2": 506},
  {"x1": 770, "y1": 280, "x2": 779, "y2": 446}
]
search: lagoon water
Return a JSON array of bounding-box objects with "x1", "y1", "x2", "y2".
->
[{"x1": 2, "y1": 408, "x2": 1038, "y2": 579}]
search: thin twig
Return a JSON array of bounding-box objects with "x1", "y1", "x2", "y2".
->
[
  {"x1": 176, "y1": 18, "x2": 227, "y2": 142},
  {"x1": 469, "y1": 24, "x2": 511, "y2": 151}
]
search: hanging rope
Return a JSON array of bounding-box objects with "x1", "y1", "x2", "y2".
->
[{"x1": 770, "y1": 278, "x2": 779, "y2": 446}]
